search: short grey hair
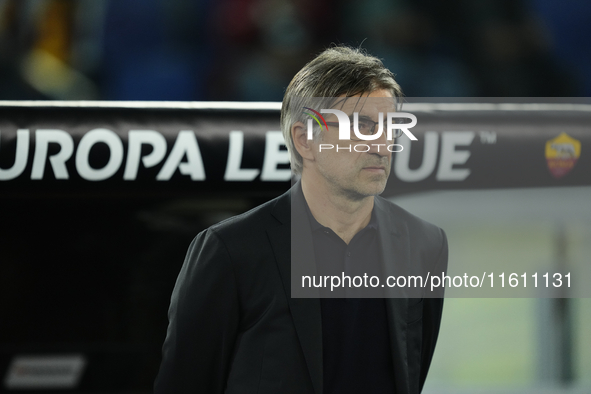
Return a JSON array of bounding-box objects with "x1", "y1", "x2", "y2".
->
[{"x1": 280, "y1": 45, "x2": 403, "y2": 175}]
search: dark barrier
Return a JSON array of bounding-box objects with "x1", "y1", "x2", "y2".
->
[{"x1": 0, "y1": 100, "x2": 589, "y2": 392}]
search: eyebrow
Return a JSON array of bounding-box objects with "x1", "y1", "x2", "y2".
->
[{"x1": 343, "y1": 114, "x2": 376, "y2": 123}]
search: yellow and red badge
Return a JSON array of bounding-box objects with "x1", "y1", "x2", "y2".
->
[{"x1": 545, "y1": 133, "x2": 581, "y2": 179}]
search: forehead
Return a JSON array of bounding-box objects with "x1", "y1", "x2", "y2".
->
[{"x1": 331, "y1": 90, "x2": 397, "y2": 117}]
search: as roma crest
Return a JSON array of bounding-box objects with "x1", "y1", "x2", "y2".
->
[{"x1": 545, "y1": 133, "x2": 581, "y2": 179}]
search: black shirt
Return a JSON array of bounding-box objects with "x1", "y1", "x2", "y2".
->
[{"x1": 301, "y1": 187, "x2": 396, "y2": 394}]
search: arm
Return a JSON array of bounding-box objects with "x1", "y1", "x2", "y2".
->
[
  {"x1": 154, "y1": 229, "x2": 239, "y2": 394},
  {"x1": 419, "y1": 229, "x2": 448, "y2": 392}
]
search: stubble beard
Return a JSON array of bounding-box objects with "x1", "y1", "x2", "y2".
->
[{"x1": 319, "y1": 159, "x2": 390, "y2": 202}]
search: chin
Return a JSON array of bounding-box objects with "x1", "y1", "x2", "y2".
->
[
  {"x1": 352, "y1": 181, "x2": 387, "y2": 198},
  {"x1": 363, "y1": 176, "x2": 388, "y2": 194}
]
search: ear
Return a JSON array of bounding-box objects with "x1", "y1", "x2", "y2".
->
[{"x1": 291, "y1": 121, "x2": 315, "y2": 161}]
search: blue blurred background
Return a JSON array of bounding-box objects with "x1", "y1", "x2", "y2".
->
[{"x1": 0, "y1": 0, "x2": 590, "y2": 101}]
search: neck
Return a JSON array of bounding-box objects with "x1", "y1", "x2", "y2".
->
[{"x1": 301, "y1": 175, "x2": 374, "y2": 244}]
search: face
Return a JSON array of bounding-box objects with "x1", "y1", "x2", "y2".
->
[{"x1": 309, "y1": 89, "x2": 396, "y2": 200}]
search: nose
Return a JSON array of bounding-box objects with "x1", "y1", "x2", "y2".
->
[{"x1": 361, "y1": 127, "x2": 391, "y2": 158}]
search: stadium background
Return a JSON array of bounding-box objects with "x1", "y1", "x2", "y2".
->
[{"x1": 0, "y1": 0, "x2": 590, "y2": 393}]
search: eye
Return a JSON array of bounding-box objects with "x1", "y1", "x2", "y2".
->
[
  {"x1": 348, "y1": 116, "x2": 376, "y2": 136},
  {"x1": 358, "y1": 121, "x2": 371, "y2": 133}
]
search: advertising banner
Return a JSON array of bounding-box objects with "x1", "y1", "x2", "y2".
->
[{"x1": 1, "y1": 100, "x2": 589, "y2": 198}]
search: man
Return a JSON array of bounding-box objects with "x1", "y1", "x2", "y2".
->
[{"x1": 154, "y1": 45, "x2": 448, "y2": 394}]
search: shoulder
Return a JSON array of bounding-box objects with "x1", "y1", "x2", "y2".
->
[
  {"x1": 180, "y1": 190, "x2": 289, "y2": 283},
  {"x1": 196, "y1": 188, "x2": 289, "y2": 252}
]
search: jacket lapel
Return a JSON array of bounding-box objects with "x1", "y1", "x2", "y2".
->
[
  {"x1": 375, "y1": 197, "x2": 411, "y2": 394},
  {"x1": 268, "y1": 184, "x2": 323, "y2": 394}
]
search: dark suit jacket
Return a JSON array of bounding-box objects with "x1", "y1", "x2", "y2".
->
[{"x1": 154, "y1": 182, "x2": 448, "y2": 394}]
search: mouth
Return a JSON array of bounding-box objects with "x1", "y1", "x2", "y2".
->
[{"x1": 362, "y1": 166, "x2": 386, "y2": 173}]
